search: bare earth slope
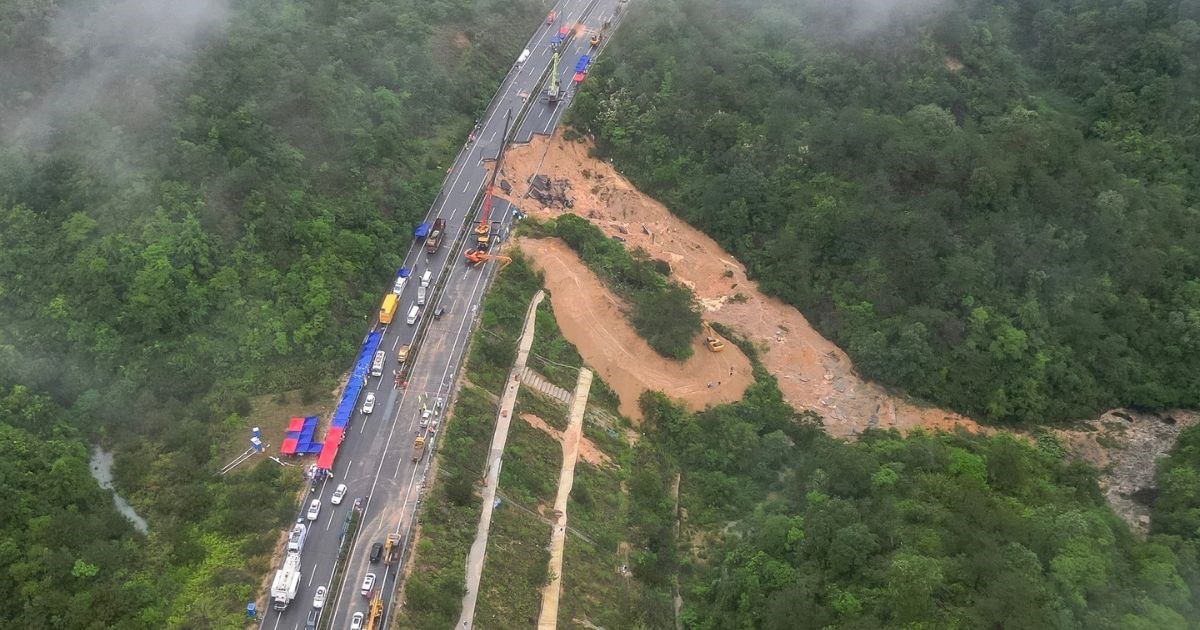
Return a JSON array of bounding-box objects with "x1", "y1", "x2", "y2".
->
[
  {"x1": 498, "y1": 132, "x2": 1200, "y2": 533},
  {"x1": 517, "y1": 237, "x2": 754, "y2": 421},
  {"x1": 503, "y1": 133, "x2": 981, "y2": 437}
]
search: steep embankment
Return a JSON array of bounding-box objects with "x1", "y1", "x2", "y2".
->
[
  {"x1": 500, "y1": 132, "x2": 1200, "y2": 533},
  {"x1": 516, "y1": 237, "x2": 753, "y2": 421},
  {"x1": 504, "y1": 133, "x2": 980, "y2": 437}
]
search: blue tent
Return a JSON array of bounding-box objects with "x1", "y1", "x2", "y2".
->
[
  {"x1": 575, "y1": 55, "x2": 591, "y2": 72},
  {"x1": 397, "y1": 267, "x2": 411, "y2": 278},
  {"x1": 550, "y1": 34, "x2": 563, "y2": 45},
  {"x1": 414, "y1": 223, "x2": 431, "y2": 238}
]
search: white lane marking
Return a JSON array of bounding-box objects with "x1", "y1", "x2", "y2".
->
[{"x1": 490, "y1": 131, "x2": 498, "y2": 141}]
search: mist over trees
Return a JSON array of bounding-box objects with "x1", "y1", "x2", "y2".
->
[
  {"x1": 0, "y1": 0, "x2": 543, "y2": 625},
  {"x1": 570, "y1": 0, "x2": 1200, "y2": 425}
]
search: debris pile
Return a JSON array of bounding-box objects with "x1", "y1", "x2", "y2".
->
[{"x1": 528, "y1": 174, "x2": 574, "y2": 208}]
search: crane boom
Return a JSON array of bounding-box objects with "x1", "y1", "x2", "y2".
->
[
  {"x1": 547, "y1": 52, "x2": 562, "y2": 102},
  {"x1": 471, "y1": 109, "x2": 512, "y2": 254}
]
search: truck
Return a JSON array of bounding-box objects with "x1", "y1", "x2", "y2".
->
[
  {"x1": 385, "y1": 533, "x2": 401, "y2": 565},
  {"x1": 379, "y1": 293, "x2": 398, "y2": 325},
  {"x1": 412, "y1": 435, "x2": 426, "y2": 462},
  {"x1": 287, "y1": 523, "x2": 308, "y2": 554},
  {"x1": 425, "y1": 218, "x2": 445, "y2": 255},
  {"x1": 392, "y1": 267, "x2": 410, "y2": 295},
  {"x1": 270, "y1": 552, "x2": 302, "y2": 610},
  {"x1": 416, "y1": 285, "x2": 427, "y2": 306}
]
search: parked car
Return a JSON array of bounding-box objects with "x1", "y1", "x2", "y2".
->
[
  {"x1": 369, "y1": 542, "x2": 384, "y2": 564},
  {"x1": 350, "y1": 612, "x2": 365, "y2": 630},
  {"x1": 433, "y1": 305, "x2": 446, "y2": 320},
  {"x1": 312, "y1": 585, "x2": 327, "y2": 609},
  {"x1": 305, "y1": 609, "x2": 318, "y2": 629},
  {"x1": 306, "y1": 499, "x2": 321, "y2": 521},
  {"x1": 396, "y1": 345, "x2": 410, "y2": 363},
  {"x1": 360, "y1": 573, "x2": 376, "y2": 598},
  {"x1": 361, "y1": 392, "x2": 376, "y2": 414},
  {"x1": 331, "y1": 483, "x2": 347, "y2": 505},
  {"x1": 420, "y1": 407, "x2": 432, "y2": 429}
]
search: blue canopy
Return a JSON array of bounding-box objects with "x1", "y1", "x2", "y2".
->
[
  {"x1": 397, "y1": 267, "x2": 411, "y2": 278},
  {"x1": 550, "y1": 34, "x2": 563, "y2": 45},
  {"x1": 575, "y1": 55, "x2": 591, "y2": 72},
  {"x1": 414, "y1": 223, "x2": 431, "y2": 238}
]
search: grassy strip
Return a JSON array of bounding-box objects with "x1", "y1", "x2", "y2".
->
[
  {"x1": 470, "y1": 413, "x2": 561, "y2": 626},
  {"x1": 465, "y1": 250, "x2": 545, "y2": 393},
  {"x1": 393, "y1": 386, "x2": 496, "y2": 629},
  {"x1": 526, "y1": 215, "x2": 701, "y2": 361}
]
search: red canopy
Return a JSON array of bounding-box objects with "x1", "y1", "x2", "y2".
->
[
  {"x1": 280, "y1": 438, "x2": 299, "y2": 455},
  {"x1": 573, "y1": 72, "x2": 585, "y2": 84},
  {"x1": 286, "y1": 416, "x2": 305, "y2": 432},
  {"x1": 315, "y1": 427, "x2": 344, "y2": 470}
]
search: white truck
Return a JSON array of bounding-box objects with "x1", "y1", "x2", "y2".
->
[
  {"x1": 417, "y1": 285, "x2": 427, "y2": 306},
  {"x1": 270, "y1": 552, "x2": 302, "y2": 610},
  {"x1": 287, "y1": 523, "x2": 308, "y2": 554}
]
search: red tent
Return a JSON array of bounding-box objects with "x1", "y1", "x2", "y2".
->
[
  {"x1": 286, "y1": 416, "x2": 305, "y2": 432},
  {"x1": 280, "y1": 438, "x2": 299, "y2": 455},
  {"x1": 315, "y1": 427, "x2": 344, "y2": 470},
  {"x1": 573, "y1": 72, "x2": 585, "y2": 84}
]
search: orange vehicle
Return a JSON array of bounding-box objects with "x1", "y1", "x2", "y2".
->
[{"x1": 546, "y1": 10, "x2": 556, "y2": 25}]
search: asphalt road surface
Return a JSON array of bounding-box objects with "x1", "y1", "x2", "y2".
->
[{"x1": 257, "y1": 0, "x2": 626, "y2": 628}]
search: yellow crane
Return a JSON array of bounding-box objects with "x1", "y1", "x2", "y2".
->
[
  {"x1": 702, "y1": 322, "x2": 726, "y2": 352},
  {"x1": 365, "y1": 593, "x2": 383, "y2": 630}
]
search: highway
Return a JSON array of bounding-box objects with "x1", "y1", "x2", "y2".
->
[{"x1": 257, "y1": 0, "x2": 625, "y2": 628}]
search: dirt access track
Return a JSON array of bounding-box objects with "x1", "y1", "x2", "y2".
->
[{"x1": 500, "y1": 132, "x2": 980, "y2": 437}]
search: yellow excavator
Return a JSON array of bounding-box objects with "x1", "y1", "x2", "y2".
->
[
  {"x1": 464, "y1": 251, "x2": 512, "y2": 271},
  {"x1": 702, "y1": 322, "x2": 726, "y2": 352}
]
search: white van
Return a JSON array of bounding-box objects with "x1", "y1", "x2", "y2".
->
[
  {"x1": 406, "y1": 305, "x2": 420, "y2": 325},
  {"x1": 420, "y1": 270, "x2": 432, "y2": 288},
  {"x1": 517, "y1": 48, "x2": 530, "y2": 65},
  {"x1": 417, "y1": 285, "x2": 427, "y2": 306},
  {"x1": 392, "y1": 276, "x2": 407, "y2": 296},
  {"x1": 370, "y1": 350, "x2": 385, "y2": 377}
]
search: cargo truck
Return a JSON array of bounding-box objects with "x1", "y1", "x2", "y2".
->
[
  {"x1": 412, "y1": 435, "x2": 426, "y2": 462},
  {"x1": 287, "y1": 523, "x2": 308, "y2": 554},
  {"x1": 425, "y1": 218, "x2": 445, "y2": 255},
  {"x1": 270, "y1": 553, "x2": 302, "y2": 610},
  {"x1": 379, "y1": 294, "x2": 398, "y2": 324},
  {"x1": 417, "y1": 285, "x2": 427, "y2": 306}
]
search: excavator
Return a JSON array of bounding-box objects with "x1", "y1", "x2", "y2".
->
[
  {"x1": 702, "y1": 322, "x2": 726, "y2": 352},
  {"x1": 464, "y1": 252, "x2": 512, "y2": 271},
  {"x1": 466, "y1": 109, "x2": 512, "y2": 259}
]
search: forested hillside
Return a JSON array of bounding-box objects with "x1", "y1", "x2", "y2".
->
[
  {"x1": 570, "y1": 0, "x2": 1200, "y2": 424},
  {"x1": 0, "y1": 0, "x2": 541, "y2": 625},
  {"x1": 634, "y1": 374, "x2": 1200, "y2": 628}
]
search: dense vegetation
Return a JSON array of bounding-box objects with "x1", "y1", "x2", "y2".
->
[
  {"x1": 403, "y1": 253, "x2": 657, "y2": 628},
  {"x1": 1152, "y1": 425, "x2": 1200, "y2": 545},
  {"x1": 570, "y1": 0, "x2": 1200, "y2": 423},
  {"x1": 0, "y1": 0, "x2": 542, "y2": 625},
  {"x1": 634, "y1": 377, "x2": 1200, "y2": 628},
  {"x1": 537, "y1": 214, "x2": 702, "y2": 360}
]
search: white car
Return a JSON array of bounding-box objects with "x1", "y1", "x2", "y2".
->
[
  {"x1": 331, "y1": 483, "x2": 347, "y2": 506},
  {"x1": 361, "y1": 392, "x2": 376, "y2": 415},
  {"x1": 350, "y1": 612, "x2": 365, "y2": 630},
  {"x1": 360, "y1": 573, "x2": 376, "y2": 598},
  {"x1": 306, "y1": 499, "x2": 321, "y2": 521},
  {"x1": 419, "y1": 408, "x2": 432, "y2": 428},
  {"x1": 312, "y1": 585, "x2": 326, "y2": 609}
]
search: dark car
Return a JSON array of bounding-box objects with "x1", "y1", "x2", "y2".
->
[
  {"x1": 305, "y1": 610, "x2": 318, "y2": 629},
  {"x1": 370, "y1": 542, "x2": 384, "y2": 563},
  {"x1": 433, "y1": 305, "x2": 446, "y2": 320}
]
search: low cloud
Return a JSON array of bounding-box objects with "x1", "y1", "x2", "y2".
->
[{"x1": 2, "y1": 0, "x2": 231, "y2": 151}]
